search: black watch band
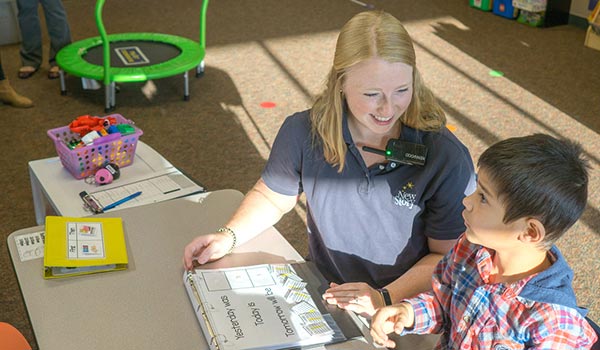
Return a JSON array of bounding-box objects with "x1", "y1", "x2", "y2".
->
[{"x1": 379, "y1": 288, "x2": 392, "y2": 306}]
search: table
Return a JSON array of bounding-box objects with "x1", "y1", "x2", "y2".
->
[
  {"x1": 8, "y1": 189, "x2": 438, "y2": 350},
  {"x1": 28, "y1": 140, "x2": 204, "y2": 225}
]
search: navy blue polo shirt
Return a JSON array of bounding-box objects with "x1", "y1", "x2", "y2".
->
[{"x1": 262, "y1": 110, "x2": 476, "y2": 288}]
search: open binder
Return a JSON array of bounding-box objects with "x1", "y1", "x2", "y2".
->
[{"x1": 184, "y1": 262, "x2": 362, "y2": 350}]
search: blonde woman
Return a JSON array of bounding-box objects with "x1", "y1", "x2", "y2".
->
[{"x1": 184, "y1": 11, "x2": 475, "y2": 316}]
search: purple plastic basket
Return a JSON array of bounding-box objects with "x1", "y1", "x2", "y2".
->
[{"x1": 47, "y1": 114, "x2": 143, "y2": 179}]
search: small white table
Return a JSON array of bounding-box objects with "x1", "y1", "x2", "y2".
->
[{"x1": 28, "y1": 140, "x2": 204, "y2": 225}]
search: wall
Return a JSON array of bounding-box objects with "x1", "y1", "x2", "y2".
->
[
  {"x1": 570, "y1": 0, "x2": 595, "y2": 18},
  {"x1": 0, "y1": 0, "x2": 20, "y2": 45}
]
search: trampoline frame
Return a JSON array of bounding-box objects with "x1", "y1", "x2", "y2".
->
[{"x1": 56, "y1": 0, "x2": 209, "y2": 111}]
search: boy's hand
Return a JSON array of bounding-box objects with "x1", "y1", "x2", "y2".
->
[{"x1": 370, "y1": 302, "x2": 415, "y2": 348}]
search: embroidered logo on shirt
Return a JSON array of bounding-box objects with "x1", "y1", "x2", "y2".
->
[{"x1": 394, "y1": 181, "x2": 417, "y2": 209}]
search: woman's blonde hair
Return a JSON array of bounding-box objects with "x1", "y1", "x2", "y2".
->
[{"x1": 310, "y1": 11, "x2": 446, "y2": 171}]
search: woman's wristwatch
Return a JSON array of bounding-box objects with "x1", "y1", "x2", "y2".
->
[{"x1": 378, "y1": 288, "x2": 392, "y2": 306}]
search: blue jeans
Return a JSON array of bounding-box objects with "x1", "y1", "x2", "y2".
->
[{"x1": 17, "y1": 0, "x2": 72, "y2": 68}]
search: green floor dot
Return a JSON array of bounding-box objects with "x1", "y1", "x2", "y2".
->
[{"x1": 489, "y1": 70, "x2": 504, "y2": 77}]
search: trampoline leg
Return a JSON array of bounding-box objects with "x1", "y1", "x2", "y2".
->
[
  {"x1": 110, "y1": 82, "x2": 116, "y2": 110},
  {"x1": 184, "y1": 71, "x2": 190, "y2": 101},
  {"x1": 105, "y1": 84, "x2": 111, "y2": 113},
  {"x1": 59, "y1": 70, "x2": 67, "y2": 96},
  {"x1": 195, "y1": 60, "x2": 205, "y2": 78}
]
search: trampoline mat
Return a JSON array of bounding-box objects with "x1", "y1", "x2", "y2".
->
[{"x1": 84, "y1": 40, "x2": 182, "y2": 68}]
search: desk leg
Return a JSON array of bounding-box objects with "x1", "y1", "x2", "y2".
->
[{"x1": 29, "y1": 166, "x2": 52, "y2": 225}]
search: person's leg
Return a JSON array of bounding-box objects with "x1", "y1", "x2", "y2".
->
[
  {"x1": 17, "y1": 0, "x2": 43, "y2": 72},
  {"x1": 0, "y1": 59, "x2": 6, "y2": 81},
  {"x1": 40, "y1": 0, "x2": 71, "y2": 67},
  {"x1": 0, "y1": 53, "x2": 34, "y2": 108}
]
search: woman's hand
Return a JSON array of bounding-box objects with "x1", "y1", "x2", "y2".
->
[
  {"x1": 182, "y1": 231, "x2": 233, "y2": 269},
  {"x1": 322, "y1": 282, "x2": 383, "y2": 316}
]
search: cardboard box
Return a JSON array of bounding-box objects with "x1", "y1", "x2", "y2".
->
[
  {"x1": 585, "y1": 26, "x2": 600, "y2": 51},
  {"x1": 514, "y1": 0, "x2": 572, "y2": 27},
  {"x1": 517, "y1": 9, "x2": 546, "y2": 26},
  {"x1": 470, "y1": 0, "x2": 493, "y2": 11},
  {"x1": 494, "y1": 0, "x2": 519, "y2": 18},
  {"x1": 585, "y1": 2, "x2": 600, "y2": 51},
  {"x1": 512, "y1": 0, "x2": 546, "y2": 12}
]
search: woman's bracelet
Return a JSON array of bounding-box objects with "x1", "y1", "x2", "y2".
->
[
  {"x1": 378, "y1": 288, "x2": 392, "y2": 306},
  {"x1": 217, "y1": 227, "x2": 237, "y2": 254}
]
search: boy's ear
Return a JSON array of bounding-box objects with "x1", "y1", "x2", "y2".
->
[{"x1": 520, "y1": 218, "x2": 546, "y2": 244}]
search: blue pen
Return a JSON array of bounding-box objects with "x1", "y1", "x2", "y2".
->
[{"x1": 102, "y1": 191, "x2": 142, "y2": 211}]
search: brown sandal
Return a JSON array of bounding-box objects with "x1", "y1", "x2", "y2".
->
[
  {"x1": 18, "y1": 66, "x2": 38, "y2": 79},
  {"x1": 47, "y1": 66, "x2": 60, "y2": 80}
]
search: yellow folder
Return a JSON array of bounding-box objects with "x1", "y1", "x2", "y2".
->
[{"x1": 43, "y1": 216, "x2": 128, "y2": 279}]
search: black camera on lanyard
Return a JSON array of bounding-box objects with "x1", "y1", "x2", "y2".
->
[{"x1": 362, "y1": 139, "x2": 428, "y2": 166}]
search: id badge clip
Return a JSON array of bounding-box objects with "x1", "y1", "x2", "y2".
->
[{"x1": 362, "y1": 139, "x2": 428, "y2": 166}]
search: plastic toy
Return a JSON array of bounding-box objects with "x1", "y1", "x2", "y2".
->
[{"x1": 69, "y1": 115, "x2": 116, "y2": 136}]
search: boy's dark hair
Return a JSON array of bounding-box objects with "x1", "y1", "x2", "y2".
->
[{"x1": 478, "y1": 134, "x2": 589, "y2": 248}]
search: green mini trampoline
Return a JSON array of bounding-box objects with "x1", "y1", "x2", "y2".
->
[{"x1": 56, "y1": 0, "x2": 209, "y2": 112}]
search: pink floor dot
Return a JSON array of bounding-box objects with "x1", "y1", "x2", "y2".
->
[{"x1": 260, "y1": 102, "x2": 276, "y2": 108}]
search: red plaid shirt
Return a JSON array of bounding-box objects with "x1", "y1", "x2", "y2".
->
[{"x1": 402, "y1": 235, "x2": 597, "y2": 349}]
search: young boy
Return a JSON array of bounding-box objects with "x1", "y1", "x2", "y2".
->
[{"x1": 370, "y1": 134, "x2": 598, "y2": 349}]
